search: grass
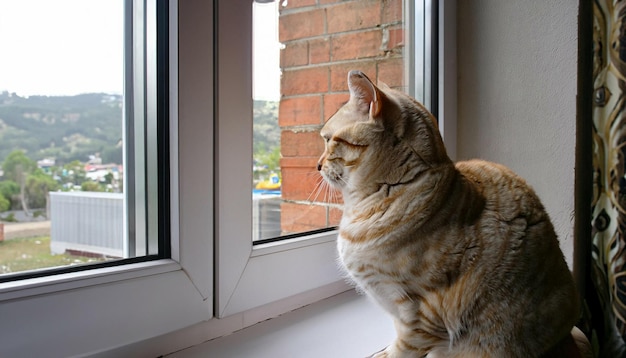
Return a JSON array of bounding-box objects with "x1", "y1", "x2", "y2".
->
[{"x1": 0, "y1": 236, "x2": 106, "y2": 275}]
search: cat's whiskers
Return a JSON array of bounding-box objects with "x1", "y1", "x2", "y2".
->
[
  {"x1": 311, "y1": 180, "x2": 327, "y2": 204},
  {"x1": 306, "y1": 171, "x2": 343, "y2": 205},
  {"x1": 338, "y1": 176, "x2": 350, "y2": 188},
  {"x1": 321, "y1": 178, "x2": 333, "y2": 204},
  {"x1": 306, "y1": 176, "x2": 325, "y2": 203},
  {"x1": 328, "y1": 183, "x2": 337, "y2": 204}
]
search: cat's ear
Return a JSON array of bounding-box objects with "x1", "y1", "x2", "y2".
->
[
  {"x1": 347, "y1": 70, "x2": 382, "y2": 118},
  {"x1": 377, "y1": 81, "x2": 391, "y2": 91}
]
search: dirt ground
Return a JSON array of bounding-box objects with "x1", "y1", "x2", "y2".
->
[{"x1": 1, "y1": 221, "x2": 51, "y2": 240}]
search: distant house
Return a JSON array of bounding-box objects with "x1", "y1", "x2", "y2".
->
[
  {"x1": 84, "y1": 163, "x2": 122, "y2": 182},
  {"x1": 37, "y1": 158, "x2": 55, "y2": 172}
]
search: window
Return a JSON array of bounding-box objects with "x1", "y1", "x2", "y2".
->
[
  {"x1": 0, "y1": 0, "x2": 168, "y2": 282},
  {"x1": 216, "y1": 0, "x2": 455, "y2": 317},
  {"x1": 251, "y1": 0, "x2": 408, "y2": 244},
  {"x1": 0, "y1": 1, "x2": 454, "y2": 356},
  {"x1": 0, "y1": 1, "x2": 201, "y2": 356}
]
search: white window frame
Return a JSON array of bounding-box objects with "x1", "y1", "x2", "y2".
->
[
  {"x1": 409, "y1": 0, "x2": 457, "y2": 160},
  {"x1": 215, "y1": 0, "x2": 456, "y2": 317},
  {"x1": 0, "y1": 0, "x2": 456, "y2": 356},
  {"x1": 437, "y1": 0, "x2": 457, "y2": 160},
  {"x1": 0, "y1": 2, "x2": 212, "y2": 357},
  {"x1": 214, "y1": 0, "x2": 347, "y2": 318}
]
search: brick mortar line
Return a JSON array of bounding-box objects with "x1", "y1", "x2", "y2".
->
[
  {"x1": 280, "y1": 2, "x2": 405, "y2": 20},
  {"x1": 280, "y1": 22, "x2": 403, "y2": 45},
  {"x1": 279, "y1": 91, "x2": 349, "y2": 100},
  {"x1": 281, "y1": 54, "x2": 404, "y2": 72},
  {"x1": 281, "y1": 124, "x2": 323, "y2": 132},
  {"x1": 283, "y1": 199, "x2": 344, "y2": 209},
  {"x1": 280, "y1": 3, "x2": 385, "y2": 16}
]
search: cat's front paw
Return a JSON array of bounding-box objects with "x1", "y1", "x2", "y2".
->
[
  {"x1": 367, "y1": 346, "x2": 388, "y2": 358},
  {"x1": 368, "y1": 344, "x2": 429, "y2": 358},
  {"x1": 370, "y1": 351, "x2": 388, "y2": 358}
]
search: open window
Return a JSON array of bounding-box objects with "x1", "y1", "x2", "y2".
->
[
  {"x1": 0, "y1": 0, "x2": 455, "y2": 356},
  {"x1": 215, "y1": 0, "x2": 455, "y2": 316}
]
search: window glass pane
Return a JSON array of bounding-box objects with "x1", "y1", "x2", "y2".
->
[
  {"x1": 252, "y1": 0, "x2": 407, "y2": 242},
  {"x1": 0, "y1": 0, "x2": 160, "y2": 278}
]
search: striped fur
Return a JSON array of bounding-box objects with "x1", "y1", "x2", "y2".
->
[{"x1": 318, "y1": 71, "x2": 579, "y2": 357}]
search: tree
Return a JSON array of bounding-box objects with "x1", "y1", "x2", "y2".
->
[
  {"x1": 0, "y1": 180, "x2": 20, "y2": 210},
  {"x1": 102, "y1": 146, "x2": 123, "y2": 164},
  {"x1": 63, "y1": 160, "x2": 87, "y2": 186},
  {"x1": 103, "y1": 172, "x2": 114, "y2": 185},
  {"x1": 2, "y1": 150, "x2": 37, "y2": 215},
  {"x1": 26, "y1": 169, "x2": 59, "y2": 213},
  {"x1": 81, "y1": 181, "x2": 103, "y2": 192},
  {"x1": 2, "y1": 150, "x2": 37, "y2": 183},
  {"x1": 0, "y1": 192, "x2": 9, "y2": 212}
]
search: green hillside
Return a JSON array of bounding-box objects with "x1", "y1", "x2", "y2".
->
[
  {"x1": 0, "y1": 92, "x2": 280, "y2": 169},
  {"x1": 0, "y1": 91, "x2": 123, "y2": 165}
]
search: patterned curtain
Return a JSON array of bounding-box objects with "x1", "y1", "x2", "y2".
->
[{"x1": 591, "y1": 0, "x2": 626, "y2": 356}]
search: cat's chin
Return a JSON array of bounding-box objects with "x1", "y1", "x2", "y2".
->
[
  {"x1": 326, "y1": 180, "x2": 343, "y2": 191},
  {"x1": 320, "y1": 172, "x2": 345, "y2": 190}
]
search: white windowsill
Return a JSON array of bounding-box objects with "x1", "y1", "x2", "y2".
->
[
  {"x1": 0, "y1": 259, "x2": 181, "y2": 301},
  {"x1": 251, "y1": 230, "x2": 338, "y2": 257},
  {"x1": 167, "y1": 289, "x2": 395, "y2": 358}
]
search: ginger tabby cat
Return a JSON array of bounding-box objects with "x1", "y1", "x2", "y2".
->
[{"x1": 317, "y1": 71, "x2": 579, "y2": 357}]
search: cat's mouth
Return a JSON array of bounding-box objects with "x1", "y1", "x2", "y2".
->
[{"x1": 320, "y1": 169, "x2": 345, "y2": 188}]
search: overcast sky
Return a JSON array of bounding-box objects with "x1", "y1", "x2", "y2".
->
[
  {"x1": 0, "y1": 0, "x2": 124, "y2": 96},
  {"x1": 0, "y1": 0, "x2": 280, "y2": 100}
]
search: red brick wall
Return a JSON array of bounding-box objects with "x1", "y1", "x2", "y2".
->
[{"x1": 279, "y1": 0, "x2": 405, "y2": 234}]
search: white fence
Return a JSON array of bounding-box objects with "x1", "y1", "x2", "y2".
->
[
  {"x1": 49, "y1": 192, "x2": 124, "y2": 258},
  {"x1": 50, "y1": 191, "x2": 282, "y2": 257},
  {"x1": 252, "y1": 193, "x2": 281, "y2": 241}
]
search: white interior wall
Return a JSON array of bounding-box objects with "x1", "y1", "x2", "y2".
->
[{"x1": 456, "y1": 1, "x2": 578, "y2": 267}]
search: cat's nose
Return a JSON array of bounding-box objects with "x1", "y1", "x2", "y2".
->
[{"x1": 317, "y1": 152, "x2": 327, "y2": 171}]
